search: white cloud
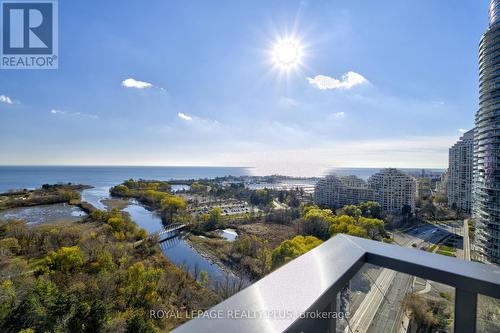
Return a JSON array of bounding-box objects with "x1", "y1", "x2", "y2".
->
[
  {"x1": 121, "y1": 78, "x2": 153, "y2": 89},
  {"x1": 458, "y1": 128, "x2": 467, "y2": 133},
  {"x1": 307, "y1": 71, "x2": 368, "y2": 90},
  {"x1": 50, "y1": 109, "x2": 66, "y2": 114},
  {"x1": 332, "y1": 112, "x2": 345, "y2": 118},
  {"x1": 0, "y1": 95, "x2": 14, "y2": 104},
  {"x1": 177, "y1": 112, "x2": 193, "y2": 121},
  {"x1": 50, "y1": 109, "x2": 98, "y2": 119}
]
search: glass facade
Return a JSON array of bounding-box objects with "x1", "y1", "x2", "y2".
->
[{"x1": 473, "y1": 0, "x2": 500, "y2": 264}]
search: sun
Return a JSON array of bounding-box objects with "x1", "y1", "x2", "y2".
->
[{"x1": 272, "y1": 37, "x2": 303, "y2": 70}]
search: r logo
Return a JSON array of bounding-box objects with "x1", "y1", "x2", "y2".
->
[
  {"x1": 3, "y1": 2, "x2": 52, "y2": 54},
  {"x1": 1, "y1": 1, "x2": 58, "y2": 69}
]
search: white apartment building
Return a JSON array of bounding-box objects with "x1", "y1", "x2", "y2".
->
[
  {"x1": 367, "y1": 168, "x2": 417, "y2": 213},
  {"x1": 447, "y1": 129, "x2": 473, "y2": 213},
  {"x1": 314, "y1": 169, "x2": 417, "y2": 213},
  {"x1": 314, "y1": 175, "x2": 374, "y2": 209}
]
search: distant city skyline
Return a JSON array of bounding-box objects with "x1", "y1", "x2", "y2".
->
[{"x1": 0, "y1": 1, "x2": 488, "y2": 175}]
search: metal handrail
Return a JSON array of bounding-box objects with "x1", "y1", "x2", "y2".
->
[{"x1": 172, "y1": 234, "x2": 500, "y2": 333}]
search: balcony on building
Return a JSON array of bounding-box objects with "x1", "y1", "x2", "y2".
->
[{"x1": 172, "y1": 234, "x2": 500, "y2": 333}]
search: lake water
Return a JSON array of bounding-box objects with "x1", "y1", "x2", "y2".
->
[
  {"x1": 0, "y1": 166, "x2": 446, "y2": 193},
  {"x1": 0, "y1": 166, "x2": 252, "y2": 193}
]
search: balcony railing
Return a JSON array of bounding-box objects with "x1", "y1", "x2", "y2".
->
[{"x1": 172, "y1": 234, "x2": 500, "y2": 333}]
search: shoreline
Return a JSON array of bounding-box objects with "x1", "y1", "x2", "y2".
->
[{"x1": 184, "y1": 235, "x2": 248, "y2": 283}]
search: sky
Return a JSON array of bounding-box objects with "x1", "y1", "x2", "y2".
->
[{"x1": 0, "y1": 0, "x2": 489, "y2": 176}]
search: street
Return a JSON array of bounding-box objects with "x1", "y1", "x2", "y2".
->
[{"x1": 345, "y1": 222, "x2": 462, "y2": 333}]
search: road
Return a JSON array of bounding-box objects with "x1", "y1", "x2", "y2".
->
[{"x1": 346, "y1": 224, "x2": 453, "y2": 333}]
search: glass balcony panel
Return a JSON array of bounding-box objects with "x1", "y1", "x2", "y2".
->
[
  {"x1": 335, "y1": 264, "x2": 455, "y2": 333},
  {"x1": 477, "y1": 293, "x2": 500, "y2": 332}
]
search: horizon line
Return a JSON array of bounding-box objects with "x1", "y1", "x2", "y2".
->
[{"x1": 0, "y1": 164, "x2": 447, "y2": 170}]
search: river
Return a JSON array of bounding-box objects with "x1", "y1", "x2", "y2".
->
[{"x1": 81, "y1": 186, "x2": 240, "y2": 286}]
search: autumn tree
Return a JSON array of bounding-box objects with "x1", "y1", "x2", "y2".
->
[
  {"x1": 271, "y1": 235, "x2": 323, "y2": 268},
  {"x1": 336, "y1": 205, "x2": 362, "y2": 218},
  {"x1": 303, "y1": 207, "x2": 335, "y2": 240},
  {"x1": 42, "y1": 246, "x2": 84, "y2": 274},
  {"x1": 160, "y1": 195, "x2": 187, "y2": 222}
]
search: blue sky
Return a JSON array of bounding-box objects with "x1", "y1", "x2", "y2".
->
[{"x1": 0, "y1": 0, "x2": 489, "y2": 175}]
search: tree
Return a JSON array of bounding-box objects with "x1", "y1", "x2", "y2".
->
[
  {"x1": 160, "y1": 195, "x2": 187, "y2": 222},
  {"x1": 43, "y1": 246, "x2": 84, "y2": 274},
  {"x1": 402, "y1": 204, "x2": 412, "y2": 223},
  {"x1": 272, "y1": 236, "x2": 323, "y2": 268},
  {"x1": 202, "y1": 208, "x2": 223, "y2": 231},
  {"x1": 191, "y1": 182, "x2": 207, "y2": 193},
  {"x1": 0, "y1": 237, "x2": 21, "y2": 255},
  {"x1": 0, "y1": 280, "x2": 16, "y2": 323},
  {"x1": 278, "y1": 191, "x2": 286, "y2": 203},
  {"x1": 90, "y1": 250, "x2": 115, "y2": 273},
  {"x1": 111, "y1": 184, "x2": 129, "y2": 196},
  {"x1": 303, "y1": 208, "x2": 335, "y2": 240},
  {"x1": 250, "y1": 189, "x2": 272, "y2": 206},
  {"x1": 346, "y1": 225, "x2": 369, "y2": 238},
  {"x1": 336, "y1": 205, "x2": 362, "y2": 218},
  {"x1": 357, "y1": 217, "x2": 385, "y2": 239},
  {"x1": 126, "y1": 312, "x2": 155, "y2": 333},
  {"x1": 286, "y1": 193, "x2": 300, "y2": 208},
  {"x1": 358, "y1": 201, "x2": 382, "y2": 219},
  {"x1": 418, "y1": 199, "x2": 437, "y2": 219},
  {"x1": 68, "y1": 300, "x2": 108, "y2": 333},
  {"x1": 434, "y1": 195, "x2": 448, "y2": 206},
  {"x1": 329, "y1": 215, "x2": 370, "y2": 238}
]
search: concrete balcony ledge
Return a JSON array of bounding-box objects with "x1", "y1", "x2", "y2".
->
[{"x1": 173, "y1": 234, "x2": 500, "y2": 333}]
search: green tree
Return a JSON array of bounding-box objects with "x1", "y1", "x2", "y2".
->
[
  {"x1": 303, "y1": 208, "x2": 335, "y2": 240},
  {"x1": 0, "y1": 237, "x2": 21, "y2": 255},
  {"x1": 358, "y1": 201, "x2": 383, "y2": 219},
  {"x1": 0, "y1": 280, "x2": 16, "y2": 323},
  {"x1": 357, "y1": 217, "x2": 385, "y2": 239},
  {"x1": 191, "y1": 182, "x2": 207, "y2": 193},
  {"x1": 272, "y1": 235, "x2": 323, "y2": 268},
  {"x1": 202, "y1": 208, "x2": 223, "y2": 231},
  {"x1": 346, "y1": 225, "x2": 369, "y2": 238},
  {"x1": 402, "y1": 204, "x2": 413, "y2": 223},
  {"x1": 68, "y1": 300, "x2": 108, "y2": 333},
  {"x1": 43, "y1": 246, "x2": 84, "y2": 274},
  {"x1": 111, "y1": 184, "x2": 129, "y2": 195},
  {"x1": 123, "y1": 262, "x2": 163, "y2": 308},
  {"x1": 329, "y1": 215, "x2": 370, "y2": 238},
  {"x1": 4, "y1": 277, "x2": 58, "y2": 332},
  {"x1": 336, "y1": 205, "x2": 362, "y2": 218},
  {"x1": 250, "y1": 189, "x2": 272, "y2": 206},
  {"x1": 126, "y1": 312, "x2": 155, "y2": 333},
  {"x1": 90, "y1": 250, "x2": 115, "y2": 273},
  {"x1": 160, "y1": 195, "x2": 187, "y2": 222}
]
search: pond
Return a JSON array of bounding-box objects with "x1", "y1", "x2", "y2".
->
[
  {"x1": 0, "y1": 203, "x2": 86, "y2": 225},
  {"x1": 218, "y1": 228, "x2": 238, "y2": 241}
]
